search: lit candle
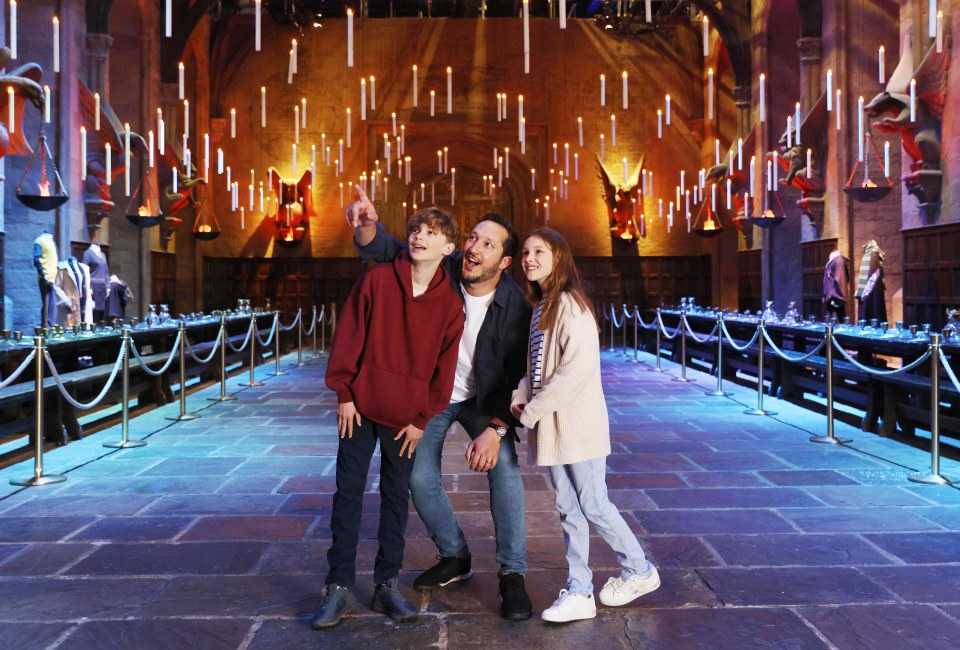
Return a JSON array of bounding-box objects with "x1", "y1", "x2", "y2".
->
[
  {"x1": 53, "y1": 17, "x2": 60, "y2": 73},
  {"x1": 929, "y1": 0, "x2": 937, "y2": 37},
  {"x1": 702, "y1": 16, "x2": 709, "y2": 57},
  {"x1": 301, "y1": 98, "x2": 307, "y2": 127},
  {"x1": 346, "y1": 108, "x2": 352, "y2": 148},
  {"x1": 391, "y1": 112, "x2": 397, "y2": 137},
  {"x1": 826, "y1": 69, "x2": 833, "y2": 111},
  {"x1": 836, "y1": 89, "x2": 842, "y2": 130},
  {"x1": 80, "y1": 127, "x2": 87, "y2": 179},
  {"x1": 600, "y1": 74, "x2": 606, "y2": 106},
  {"x1": 878, "y1": 45, "x2": 885, "y2": 84},
  {"x1": 909, "y1": 78, "x2": 916, "y2": 122},
  {"x1": 230, "y1": 108, "x2": 236, "y2": 138},
  {"x1": 744, "y1": 193, "x2": 750, "y2": 219},
  {"x1": 105, "y1": 143, "x2": 112, "y2": 183},
  {"x1": 737, "y1": 138, "x2": 743, "y2": 169},
  {"x1": 370, "y1": 75, "x2": 377, "y2": 109},
  {"x1": 622, "y1": 157, "x2": 628, "y2": 183},
  {"x1": 447, "y1": 67, "x2": 453, "y2": 114},
  {"x1": 183, "y1": 99, "x2": 190, "y2": 138},
  {"x1": 531, "y1": 168, "x2": 536, "y2": 191},
  {"x1": 726, "y1": 178, "x2": 732, "y2": 209},
  {"x1": 451, "y1": 168, "x2": 456, "y2": 205},
  {"x1": 173, "y1": 170, "x2": 178, "y2": 195},
  {"x1": 750, "y1": 156, "x2": 756, "y2": 193},
  {"x1": 574, "y1": 152, "x2": 579, "y2": 180},
  {"x1": 94, "y1": 92, "x2": 101, "y2": 130},
  {"x1": 240, "y1": 207, "x2": 245, "y2": 230},
  {"x1": 523, "y1": 0, "x2": 530, "y2": 74},
  {"x1": 158, "y1": 114, "x2": 164, "y2": 155},
  {"x1": 444, "y1": 146, "x2": 449, "y2": 173},
  {"x1": 657, "y1": 109, "x2": 662, "y2": 138},
  {"x1": 255, "y1": 0, "x2": 261, "y2": 50},
  {"x1": 806, "y1": 148, "x2": 812, "y2": 179},
  {"x1": 520, "y1": 117, "x2": 526, "y2": 153},
  {"x1": 884, "y1": 141, "x2": 890, "y2": 178},
  {"x1": 178, "y1": 62, "x2": 185, "y2": 99},
  {"x1": 611, "y1": 115, "x2": 616, "y2": 146},
  {"x1": 786, "y1": 116, "x2": 793, "y2": 148},
  {"x1": 149, "y1": 130, "x2": 155, "y2": 168},
  {"x1": 578, "y1": 116, "x2": 583, "y2": 147},
  {"x1": 360, "y1": 78, "x2": 366, "y2": 121},
  {"x1": 766, "y1": 159, "x2": 772, "y2": 191},
  {"x1": 564, "y1": 143, "x2": 570, "y2": 176},
  {"x1": 430, "y1": 90, "x2": 435, "y2": 117},
  {"x1": 217, "y1": 148, "x2": 223, "y2": 174},
  {"x1": 291, "y1": 39, "x2": 298, "y2": 75},
  {"x1": 937, "y1": 10, "x2": 943, "y2": 52},
  {"x1": 715, "y1": 138, "x2": 720, "y2": 165},
  {"x1": 261, "y1": 87, "x2": 266, "y2": 127},
  {"x1": 645, "y1": 0, "x2": 652, "y2": 22},
  {"x1": 346, "y1": 8, "x2": 354, "y2": 67},
  {"x1": 43, "y1": 85, "x2": 51, "y2": 123},
  {"x1": 184, "y1": 148, "x2": 191, "y2": 176},
  {"x1": 226, "y1": 165, "x2": 231, "y2": 188},
  {"x1": 665, "y1": 94, "x2": 671, "y2": 124},
  {"x1": 9, "y1": 1, "x2": 16, "y2": 60},
  {"x1": 795, "y1": 102, "x2": 802, "y2": 144},
  {"x1": 165, "y1": 0, "x2": 172, "y2": 37},
  {"x1": 339, "y1": 140, "x2": 344, "y2": 172},
  {"x1": 124, "y1": 123, "x2": 131, "y2": 195},
  {"x1": 412, "y1": 65, "x2": 419, "y2": 107},
  {"x1": 711, "y1": 183, "x2": 716, "y2": 212},
  {"x1": 773, "y1": 151, "x2": 779, "y2": 187},
  {"x1": 295, "y1": 106, "x2": 300, "y2": 143},
  {"x1": 758, "y1": 73, "x2": 766, "y2": 122},
  {"x1": 622, "y1": 71, "x2": 628, "y2": 110},
  {"x1": 707, "y1": 68, "x2": 714, "y2": 120},
  {"x1": 505, "y1": 147, "x2": 510, "y2": 177},
  {"x1": 600, "y1": 133, "x2": 605, "y2": 161},
  {"x1": 858, "y1": 95, "x2": 865, "y2": 161}
]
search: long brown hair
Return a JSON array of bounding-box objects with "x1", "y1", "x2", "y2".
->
[{"x1": 523, "y1": 227, "x2": 595, "y2": 332}]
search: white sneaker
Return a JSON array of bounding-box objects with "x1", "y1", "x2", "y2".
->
[
  {"x1": 541, "y1": 589, "x2": 597, "y2": 623},
  {"x1": 598, "y1": 569, "x2": 661, "y2": 606}
]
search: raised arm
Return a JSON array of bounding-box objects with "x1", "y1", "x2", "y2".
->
[{"x1": 345, "y1": 184, "x2": 406, "y2": 263}]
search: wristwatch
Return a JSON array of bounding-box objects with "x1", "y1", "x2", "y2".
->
[{"x1": 493, "y1": 425, "x2": 509, "y2": 439}]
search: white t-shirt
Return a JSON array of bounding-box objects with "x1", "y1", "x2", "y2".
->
[{"x1": 450, "y1": 285, "x2": 495, "y2": 403}]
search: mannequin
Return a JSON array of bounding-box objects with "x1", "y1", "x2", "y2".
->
[
  {"x1": 106, "y1": 274, "x2": 133, "y2": 320},
  {"x1": 822, "y1": 249, "x2": 850, "y2": 321},
  {"x1": 82, "y1": 242, "x2": 110, "y2": 322},
  {"x1": 856, "y1": 240, "x2": 887, "y2": 322},
  {"x1": 54, "y1": 260, "x2": 81, "y2": 327},
  {"x1": 32, "y1": 231, "x2": 59, "y2": 327}
]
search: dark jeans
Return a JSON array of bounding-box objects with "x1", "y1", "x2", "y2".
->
[
  {"x1": 326, "y1": 417, "x2": 415, "y2": 588},
  {"x1": 38, "y1": 279, "x2": 56, "y2": 327}
]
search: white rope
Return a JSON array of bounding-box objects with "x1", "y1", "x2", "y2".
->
[
  {"x1": 278, "y1": 310, "x2": 302, "y2": 332},
  {"x1": 720, "y1": 320, "x2": 762, "y2": 352},
  {"x1": 940, "y1": 348, "x2": 960, "y2": 395},
  {"x1": 130, "y1": 332, "x2": 182, "y2": 377},
  {"x1": 0, "y1": 350, "x2": 37, "y2": 390},
  {"x1": 656, "y1": 311, "x2": 682, "y2": 340},
  {"x1": 227, "y1": 320, "x2": 254, "y2": 353},
  {"x1": 324, "y1": 306, "x2": 336, "y2": 326},
  {"x1": 185, "y1": 327, "x2": 223, "y2": 365},
  {"x1": 760, "y1": 327, "x2": 829, "y2": 363},
  {"x1": 682, "y1": 316, "x2": 721, "y2": 344},
  {"x1": 254, "y1": 314, "x2": 279, "y2": 347},
  {"x1": 43, "y1": 346, "x2": 125, "y2": 411},
  {"x1": 633, "y1": 307, "x2": 656, "y2": 329},
  {"x1": 831, "y1": 338, "x2": 933, "y2": 376},
  {"x1": 301, "y1": 311, "x2": 317, "y2": 336},
  {"x1": 609, "y1": 304, "x2": 624, "y2": 329}
]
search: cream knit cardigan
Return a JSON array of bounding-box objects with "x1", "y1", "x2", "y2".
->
[{"x1": 512, "y1": 293, "x2": 611, "y2": 467}]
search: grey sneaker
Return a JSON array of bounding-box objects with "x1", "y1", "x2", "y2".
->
[
  {"x1": 371, "y1": 577, "x2": 419, "y2": 622},
  {"x1": 311, "y1": 584, "x2": 355, "y2": 630}
]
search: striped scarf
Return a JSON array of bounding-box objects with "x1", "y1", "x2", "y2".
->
[{"x1": 856, "y1": 240, "x2": 884, "y2": 299}]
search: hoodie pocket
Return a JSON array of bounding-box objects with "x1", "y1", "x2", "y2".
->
[{"x1": 353, "y1": 365, "x2": 428, "y2": 426}]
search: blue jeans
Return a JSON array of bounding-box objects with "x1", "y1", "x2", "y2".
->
[
  {"x1": 409, "y1": 398, "x2": 527, "y2": 575},
  {"x1": 548, "y1": 458, "x2": 655, "y2": 595}
]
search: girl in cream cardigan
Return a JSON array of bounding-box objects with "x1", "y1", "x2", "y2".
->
[{"x1": 511, "y1": 228, "x2": 659, "y2": 623}]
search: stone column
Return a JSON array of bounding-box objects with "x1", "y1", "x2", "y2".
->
[
  {"x1": 732, "y1": 85, "x2": 752, "y2": 139},
  {"x1": 86, "y1": 34, "x2": 114, "y2": 95},
  {"x1": 796, "y1": 36, "x2": 822, "y2": 115}
]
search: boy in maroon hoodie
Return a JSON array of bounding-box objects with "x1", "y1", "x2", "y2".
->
[{"x1": 313, "y1": 208, "x2": 465, "y2": 630}]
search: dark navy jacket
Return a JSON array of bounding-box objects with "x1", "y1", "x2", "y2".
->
[{"x1": 357, "y1": 222, "x2": 531, "y2": 428}]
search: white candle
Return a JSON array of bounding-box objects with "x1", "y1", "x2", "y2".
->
[
  {"x1": 124, "y1": 124, "x2": 131, "y2": 195},
  {"x1": 520, "y1": 117, "x2": 526, "y2": 153},
  {"x1": 360, "y1": 78, "x2": 366, "y2": 121},
  {"x1": 560, "y1": 0, "x2": 567, "y2": 29},
  {"x1": 292, "y1": 39, "x2": 298, "y2": 74},
  {"x1": 564, "y1": 143, "x2": 570, "y2": 177},
  {"x1": 750, "y1": 156, "x2": 756, "y2": 193},
  {"x1": 645, "y1": 0, "x2": 652, "y2": 22},
  {"x1": 795, "y1": 102, "x2": 802, "y2": 144},
  {"x1": 600, "y1": 74, "x2": 606, "y2": 106},
  {"x1": 836, "y1": 89, "x2": 842, "y2": 130},
  {"x1": 240, "y1": 207, "x2": 245, "y2": 230},
  {"x1": 226, "y1": 165, "x2": 231, "y2": 188},
  {"x1": 184, "y1": 148, "x2": 191, "y2": 176},
  {"x1": 430, "y1": 90, "x2": 435, "y2": 117},
  {"x1": 178, "y1": 62, "x2": 185, "y2": 99},
  {"x1": 737, "y1": 138, "x2": 743, "y2": 169},
  {"x1": 858, "y1": 95, "x2": 865, "y2": 161},
  {"x1": 53, "y1": 17, "x2": 60, "y2": 73},
  {"x1": 412, "y1": 65, "x2": 419, "y2": 107},
  {"x1": 531, "y1": 169, "x2": 536, "y2": 191},
  {"x1": 9, "y1": 1, "x2": 16, "y2": 60},
  {"x1": 496, "y1": 93, "x2": 502, "y2": 121},
  {"x1": 707, "y1": 68, "x2": 714, "y2": 120},
  {"x1": 173, "y1": 170, "x2": 178, "y2": 195},
  {"x1": 505, "y1": 147, "x2": 510, "y2": 177},
  {"x1": 929, "y1": 0, "x2": 937, "y2": 37},
  {"x1": 230, "y1": 108, "x2": 236, "y2": 138},
  {"x1": 391, "y1": 112, "x2": 397, "y2": 137},
  {"x1": 578, "y1": 116, "x2": 583, "y2": 147},
  {"x1": 622, "y1": 157, "x2": 628, "y2": 183},
  {"x1": 451, "y1": 168, "x2": 456, "y2": 205},
  {"x1": 600, "y1": 133, "x2": 605, "y2": 161},
  {"x1": 217, "y1": 148, "x2": 223, "y2": 174},
  {"x1": 301, "y1": 98, "x2": 307, "y2": 127},
  {"x1": 574, "y1": 153, "x2": 579, "y2": 180},
  {"x1": 702, "y1": 16, "x2": 709, "y2": 57},
  {"x1": 255, "y1": 0, "x2": 261, "y2": 50},
  {"x1": 758, "y1": 73, "x2": 766, "y2": 122},
  {"x1": 447, "y1": 67, "x2": 453, "y2": 114},
  {"x1": 711, "y1": 183, "x2": 716, "y2": 211},
  {"x1": 657, "y1": 110, "x2": 662, "y2": 138},
  {"x1": 523, "y1": 0, "x2": 530, "y2": 74},
  {"x1": 346, "y1": 108, "x2": 352, "y2": 148},
  {"x1": 715, "y1": 138, "x2": 720, "y2": 165},
  {"x1": 80, "y1": 127, "x2": 87, "y2": 179},
  {"x1": 105, "y1": 143, "x2": 112, "y2": 183},
  {"x1": 766, "y1": 159, "x2": 772, "y2": 190},
  {"x1": 744, "y1": 193, "x2": 750, "y2": 219},
  {"x1": 773, "y1": 151, "x2": 779, "y2": 187},
  {"x1": 807, "y1": 148, "x2": 812, "y2": 179},
  {"x1": 261, "y1": 87, "x2": 266, "y2": 127},
  {"x1": 43, "y1": 85, "x2": 51, "y2": 123},
  {"x1": 444, "y1": 146, "x2": 449, "y2": 173},
  {"x1": 295, "y1": 106, "x2": 300, "y2": 143},
  {"x1": 346, "y1": 8, "x2": 354, "y2": 67},
  {"x1": 339, "y1": 139, "x2": 344, "y2": 171},
  {"x1": 726, "y1": 179, "x2": 732, "y2": 209},
  {"x1": 665, "y1": 94, "x2": 671, "y2": 124},
  {"x1": 183, "y1": 99, "x2": 190, "y2": 138},
  {"x1": 148, "y1": 130, "x2": 155, "y2": 169},
  {"x1": 884, "y1": 141, "x2": 891, "y2": 177},
  {"x1": 158, "y1": 116, "x2": 165, "y2": 155},
  {"x1": 370, "y1": 75, "x2": 377, "y2": 109},
  {"x1": 937, "y1": 11, "x2": 943, "y2": 52},
  {"x1": 787, "y1": 116, "x2": 793, "y2": 148},
  {"x1": 622, "y1": 71, "x2": 628, "y2": 110},
  {"x1": 826, "y1": 69, "x2": 833, "y2": 111},
  {"x1": 910, "y1": 79, "x2": 916, "y2": 122},
  {"x1": 94, "y1": 93, "x2": 101, "y2": 130},
  {"x1": 878, "y1": 45, "x2": 885, "y2": 84},
  {"x1": 611, "y1": 115, "x2": 616, "y2": 146},
  {"x1": 165, "y1": 0, "x2": 172, "y2": 37}
]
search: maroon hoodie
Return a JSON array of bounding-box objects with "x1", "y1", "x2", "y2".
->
[{"x1": 325, "y1": 252, "x2": 464, "y2": 430}]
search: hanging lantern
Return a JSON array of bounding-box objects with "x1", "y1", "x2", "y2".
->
[
  {"x1": 125, "y1": 168, "x2": 163, "y2": 227},
  {"x1": 16, "y1": 124, "x2": 69, "y2": 211},
  {"x1": 750, "y1": 191, "x2": 787, "y2": 229},
  {"x1": 693, "y1": 201, "x2": 724, "y2": 239},
  {"x1": 843, "y1": 135, "x2": 894, "y2": 202},
  {"x1": 191, "y1": 181, "x2": 221, "y2": 241}
]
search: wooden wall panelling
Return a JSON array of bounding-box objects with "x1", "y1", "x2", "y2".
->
[
  {"x1": 738, "y1": 249, "x2": 762, "y2": 313},
  {"x1": 801, "y1": 239, "x2": 838, "y2": 321},
  {"x1": 903, "y1": 224, "x2": 960, "y2": 329},
  {"x1": 150, "y1": 251, "x2": 178, "y2": 314}
]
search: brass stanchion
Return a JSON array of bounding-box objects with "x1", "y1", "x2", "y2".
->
[
  {"x1": 705, "y1": 314, "x2": 731, "y2": 396},
  {"x1": 295, "y1": 308, "x2": 305, "y2": 367},
  {"x1": 621, "y1": 304, "x2": 629, "y2": 357},
  {"x1": 649, "y1": 308, "x2": 666, "y2": 373},
  {"x1": 627, "y1": 307, "x2": 640, "y2": 363},
  {"x1": 909, "y1": 334, "x2": 958, "y2": 484},
  {"x1": 167, "y1": 321, "x2": 200, "y2": 421},
  {"x1": 811, "y1": 325, "x2": 850, "y2": 444},
  {"x1": 744, "y1": 320, "x2": 776, "y2": 415},
  {"x1": 608, "y1": 304, "x2": 616, "y2": 352},
  {"x1": 672, "y1": 313, "x2": 695, "y2": 383},
  {"x1": 312, "y1": 306, "x2": 320, "y2": 359},
  {"x1": 271, "y1": 312, "x2": 288, "y2": 376},
  {"x1": 209, "y1": 314, "x2": 237, "y2": 402},
  {"x1": 319, "y1": 305, "x2": 327, "y2": 357},
  {"x1": 105, "y1": 328, "x2": 147, "y2": 448},
  {"x1": 241, "y1": 313, "x2": 265, "y2": 387},
  {"x1": 11, "y1": 336, "x2": 67, "y2": 486}
]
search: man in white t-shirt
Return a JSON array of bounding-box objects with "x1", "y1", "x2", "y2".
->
[{"x1": 348, "y1": 186, "x2": 534, "y2": 620}]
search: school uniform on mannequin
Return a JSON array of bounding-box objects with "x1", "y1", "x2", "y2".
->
[
  {"x1": 55, "y1": 261, "x2": 82, "y2": 327},
  {"x1": 33, "y1": 232, "x2": 59, "y2": 327},
  {"x1": 82, "y1": 243, "x2": 110, "y2": 322},
  {"x1": 823, "y1": 250, "x2": 850, "y2": 321}
]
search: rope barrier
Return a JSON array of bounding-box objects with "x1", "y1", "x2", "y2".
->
[
  {"x1": 302, "y1": 309, "x2": 317, "y2": 336},
  {"x1": 941, "y1": 349, "x2": 960, "y2": 396},
  {"x1": 129, "y1": 332, "x2": 182, "y2": 377},
  {"x1": 278, "y1": 310, "x2": 302, "y2": 332},
  {"x1": 185, "y1": 328, "x2": 224, "y2": 365},
  {"x1": 0, "y1": 350, "x2": 37, "y2": 390},
  {"x1": 656, "y1": 311, "x2": 683, "y2": 340},
  {"x1": 43, "y1": 345, "x2": 125, "y2": 411},
  {"x1": 609, "y1": 304, "x2": 624, "y2": 329},
  {"x1": 720, "y1": 320, "x2": 762, "y2": 352},
  {"x1": 760, "y1": 327, "x2": 829, "y2": 363},
  {"x1": 226, "y1": 320, "x2": 254, "y2": 353},
  {"x1": 633, "y1": 307, "x2": 656, "y2": 330},
  {"x1": 831, "y1": 339, "x2": 933, "y2": 376},
  {"x1": 682, "y1": 316, "x2": 720, "y2": 344},
  {"x1": 254, "y1": 314, "x2": 279, "y2": 347}
]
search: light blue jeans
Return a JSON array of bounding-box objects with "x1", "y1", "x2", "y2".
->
[
  {"x1": 409, "y1": 398, "x2": 527, "y2": 575},
  {"x1": 548, "y1": 457, "x2": 655, "y2": 595}
]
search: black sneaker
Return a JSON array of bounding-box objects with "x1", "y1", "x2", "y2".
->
[
  {"x1": 310, "y1": 584, "x2": 355, "y2": 630},
  {"x1": 499, "y1": 573, "x2": 533, "y2": 620},
  {"x1": 413, "y1": 555, "x2": 473, "y2": 592},
  {"x1": 371, "y1": 577, "x2": 419, "y2": 622}
]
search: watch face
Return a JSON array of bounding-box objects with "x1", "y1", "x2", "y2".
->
[{"x1": 495, "y1": 425, "x2": 508, "y2": 437}]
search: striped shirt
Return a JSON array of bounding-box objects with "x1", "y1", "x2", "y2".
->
[{"x1": 529, "y1": 301, "x2": 546, "y2": 394}]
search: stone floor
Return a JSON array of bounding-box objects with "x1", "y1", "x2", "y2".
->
[{"x1": 1, "y1": 349, "x2": 960, "y2": 649}]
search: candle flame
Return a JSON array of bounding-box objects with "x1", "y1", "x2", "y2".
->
[{"x1": 38, "y1": 181, "x2": 51, "y2": 197}]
